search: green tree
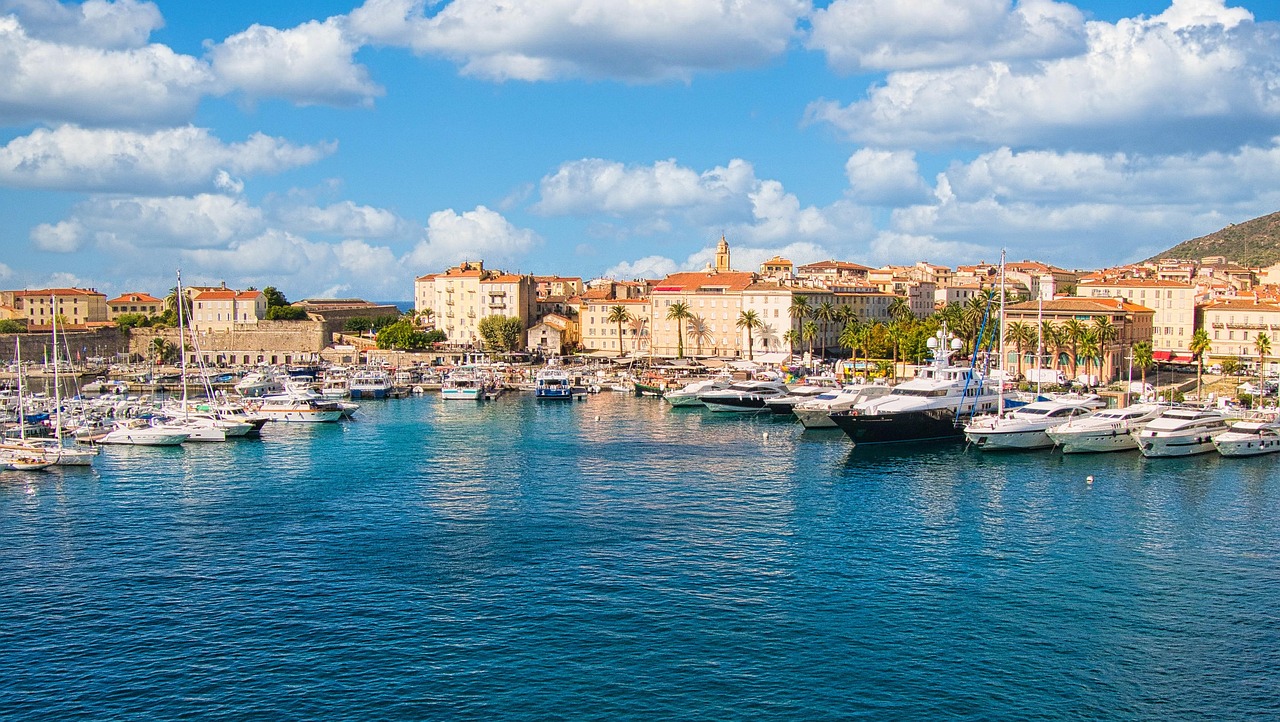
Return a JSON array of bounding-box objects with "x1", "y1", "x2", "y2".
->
[
  {"x1": 887, "y1": 296, "x2": 913, "y2": 323},
  {"x1": 266, "y1": 306, "x2": 308, "y2": 321},
  {"x1": 838, "y1": 320, "x2": 861, "y2": 374},
  {"x1": 736, "y1": 309, "x2": 764, "y2": 361},
  {"x1": 150, "y1": 337, "x2": 176, "y2": 364},
  {"x1": 1189, "y1": 328, "x2": 1211, "y2": 400},
  {"x1": 606, "y1": 305, "x2": 632, "y2": 358},
  {"x1": 163, "y1": 287, "x2": 192, "y2": 323},
  {"x1": 1061, "y1": 318, "x2": 1087, "y2": 379},
  {"x1": 423, "y1": 329, "x2": 447, "y2": 345},
  {"x1": 115, "y1": 313, "x2": 150, "y2": 332},
  {"x1": 1132, "y1": 340, "x2": 1154, "y2": 394},
  {"x1": 1092, "y1": 315, "x2": 1119, "y2": 379},
  {"x1": 477, "y1": 315, "x2": 524, "y2": 355},
  {"x1": 1255, "y1": 332, "x2": 1271, "y2": 402},
  {"x1": 0, "y1": 319, "x2": 26, "y2": 333},
  {"x1": 1003, "y1": 321, "x2": 1035, "y2": 378},
  {"x1": 814, "y1": 301, "x2": 838, "y2": 358},
  {"x1": 801, "y1": 320, "x2": 819, "y2": 355},
  {"x1": 666, "y1": 300, "x2": 692, "y2": 358},
  {"x1": 262, "y1": 286, "x2": 289, "y2": 308},
  {"x1": 1221, "y1": 356, "x2": 1241, "y2": 377},
  {"x1": 1078, "y1": 330, "x2": 1100, "y2": 383},
  {"x1": 376, "y1": 320, "x2": 432, "y2": 350},
  {"x1": 783, "y1": 329, "x2": 801, "y2": 355}
]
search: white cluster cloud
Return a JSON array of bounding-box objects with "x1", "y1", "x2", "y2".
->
[
  {"x1": 405, "y1": 205, "x2": 542, "y2": 270},
  {"x1": 0, "y1": 125, "x2": 335, "y2": 193},
  {"x1": 0, "y1": 14, "x2": 212, "y2": 126},
  {"x1": 534, "y1": 158, "x2": 756, "y2": 216},
  {"x1": 807, "y1": 0, "x2": 1280, "y2": 152},
  {"x1": 351, "y1": 0, "x2": 807, "y2": 81},
  {"x1": 603, "y1": 255, "x2": 679, "y2": 280},
  {"x1": 271, "y1": 200, "x2": 408, "y2": 238},
  {"x1": 808, "y1": 0, "x2": 1086, "y2": 73},
  {"x1": 31, "y1": 194, "x2": 267, "y2": 253},
  {"x1": 1, "y1": 0, "x2": 164, "y2": 49},
  {"x1": 207, "y1": 18, "x2": 383, "y2": 107},
  {"x1": 534, "y1": 157, "x2": 875, "y2": 246},
  {"x1": 844, "y1": 149, "x2": 934, "y2": 206}
]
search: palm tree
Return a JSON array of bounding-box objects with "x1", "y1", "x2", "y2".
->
[
  {"x1": 1061, "y1": 318, "x2": 1087, "y2": 379},
  {"x1": 838, "y1": 320, "x2": 860, "y2": 373},
  {"x1": 783, "y1": 329, "x2": 801, "y2": 356},
  {"x1": 666, "y1": 300, "x2": 692, "y2": 358},
  {"x1": 628, "y1": 316, "x2": 649, "y2": 355},
  {"x1": 887, "y1": 296, "x2": 912, "y2": 323},
  {"x1": 801, "y1": 320, "x2": 819, "y2": 355},
  {"x1": 607, "y1": 305, "x2": 631, "y2": 358},
  {"x1": 814, "y1": 301, "x2": 838, "y2": 359},
  {"x1": 1255, "y1": 332, "x2": 1271, "y2": 404},
  {"x1": 736, "y1": 310, "x2": 764, "y2": 360},
  {"x1": 1189, "y1": 328, "x2": 1211, "y2": 400},
  {"x1": 789, "y1": 294, "x2": 811, "y2": 326},
  {"x1": 1092, "y1": 315, "x2": 1119, "y2": 379},
  {"x1": 164, "y1": 286, "x2": 193, "y2": 324},
  {"x1": 1041, "y1": 321, "x2": 1063, "y2": 375},
  {"x1": 1004, "y1": 321, "x2": 1036, "y2": 378},
  {"x1": 1132, "y1": 340, "x2": 1154, "y2": 395},
  {"x1": 686, "y1": 315, "x2": 710, "y2": 357},
  {"x1": 1078, "y1": 330, "x2": 1100, "y2": 384},
  {"x1": 886, "y1": 319, "x2": 910, "y2": 382}
]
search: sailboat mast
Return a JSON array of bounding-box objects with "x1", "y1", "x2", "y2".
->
[
  {"x1": 15, "y1": 337, "x2": 25, "y2": 442},
  {"x1": 997, "y1": 250, "x2": 1006, "y2": 413},
  {"x1": 51, "y1": 294, "x2": 63, "y2": 439},
  {"x1": 177, "y1": 270, "x2": 189, "y2": 418}
]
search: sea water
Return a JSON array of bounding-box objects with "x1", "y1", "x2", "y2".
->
[{"x1": 1, "y1": 394, "x2": 1277, "y2": 720}]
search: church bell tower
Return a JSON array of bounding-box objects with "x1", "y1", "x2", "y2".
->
[{"x1": 714, "y1": 235, "x2": 731, "y2": 272}]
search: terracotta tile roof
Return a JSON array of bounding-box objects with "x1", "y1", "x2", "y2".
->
[
  {"x1": 797, "y1": 260, "x2": 872, "y2": 272},
  {"x1": 1079, "y1": 278, "x2": 1192, "y2": 288},
  {"x1": 1202, "y1": 299, "x2": 1280, "y2": 311},
  {"x1": 1007, "y1": 297, "x2": 1154, "y2": 314},
  {"x1": 14, "y1": 287, "x2": 104, "y2": 297},
  {"x1": 108, "y1": 293, "x2": 162, "y2": 304},
  {"x1": 652, "y1": 271, "x2": 757, "y2": 293},
  {"x1": 482, "y1": 274, "x2": 526, "y2": 283}
]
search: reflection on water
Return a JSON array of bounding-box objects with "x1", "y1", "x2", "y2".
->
[{"x1": 0, "y1": 393, "x2": 1278, "y2": 720}]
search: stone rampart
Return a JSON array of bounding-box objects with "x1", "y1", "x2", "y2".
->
[{"x1": 0, "y1": 328, "x2": 131, "y2": 363}]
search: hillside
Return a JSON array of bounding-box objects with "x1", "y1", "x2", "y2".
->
[{"x1": 1148, "y1": 210, "x2": 1280, "y2": 267}]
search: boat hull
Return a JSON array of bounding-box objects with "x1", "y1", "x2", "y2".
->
[
  {"x1": 964, "y1": 428, "x2": 1054, "y2": 451},
  {"x1": 1136, "y1": 433, "x2": 1220, "y2": 458},
  {"x1": 1047, "y1": 428, "x2": 1140, "y2": 454},
  {"x1": 794, "y1": 408, "x2": 840, "y2": 429},
  {"x1": 701, "y1": 397, "x2": 769, "y2": 413},
  {"x1": 348, "y1": 387, "x2": 390, "y2": 400},
  {"x1": 1214, "y1": 435, "x2": 1280, "y2": 457},
  {"x1": 831, "y1": 408, "x2": 971, "y2": 446}
]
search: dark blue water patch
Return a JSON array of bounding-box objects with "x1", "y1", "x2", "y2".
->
[{"x1": 0, "y1": 394, "x2": 1277, "y2": 720}]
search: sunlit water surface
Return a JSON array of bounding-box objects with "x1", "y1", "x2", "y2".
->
[{"x1": 1, "y1": 394, "x2": 1277, "y2": 720}]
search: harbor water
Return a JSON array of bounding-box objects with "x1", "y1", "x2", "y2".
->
[{"x1": 1, "y1": 394, "x2": 1277, "y2": 720}]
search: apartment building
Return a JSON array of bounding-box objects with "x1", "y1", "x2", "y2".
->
[
  {"x1": 1077, "y1": 278, "x2": 1197, "y2": 355},
  {"x1": 2, "y1": 288, "x2": 109, "y2": 328},
  {"x1": 107, "y1": 293, "x2": 163, "y2": 319},
  {"x1": 190, "y1": 288, "x2": 266, "y2": 333}
]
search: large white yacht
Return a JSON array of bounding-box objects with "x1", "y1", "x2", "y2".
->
[
  {"x1": 1133, "y1": 407, "x2": 1230, "y2": 457},
  {"x1": 793, "y1": 384, "x2": 893, "y2": 429},
  {"x1": 1213, "y1": 416, "x2": 1280, "y2": 457},
  {"x1": 697, "y1": 380, "x2": 790, "y2": 412},
  {"x1": 964, "y1": 396, "x2": 1105, "y2": 451},
  {"x1": 1045, "y1": 403, "x2": 1167, "y2": 454},
  {"x1": 663, "y1": 376, "x2": 733, "y2": 407},
  {"x1": 96, "y1": 418, "x2": 190, "y2": 446},
  {"x1": 234, "y1": 370, "x2": 285, "y2": 398},
  {"x1": 348, "y1": 367, "x2": 393, "y2": 399},
  {"x1": 441, "y1": 368, "x2": 491, "y2": 401},
  {"x1": 831, "y1": 331, "x2": 999, "y2": 446}
]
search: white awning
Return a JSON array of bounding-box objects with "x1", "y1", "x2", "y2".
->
[{"x1": 754, "y1": 352, "x2": 792, "y2": 364}]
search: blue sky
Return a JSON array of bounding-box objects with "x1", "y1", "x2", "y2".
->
[{"x1": 2, "y1": 0, "x2": 1280, "y2": 301}]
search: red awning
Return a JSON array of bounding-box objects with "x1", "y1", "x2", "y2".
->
[
  {"x1": 1152, "y1": 351, "x2": 1172, "y2": 361},
  {"x1": 1171, "y1": 353, "x2": 1195, "y2": 363}
]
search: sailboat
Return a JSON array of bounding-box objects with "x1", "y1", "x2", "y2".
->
[
  {"x1": 0, "y1": 338, "x2": 58, "y2": 471},
  {"x1": 19, "y1": 298, "x2": 100, "y2": 465}
]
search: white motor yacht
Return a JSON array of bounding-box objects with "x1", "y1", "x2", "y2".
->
[
  {"x1": 793, "y1": 384, "x2": 893, "y2": 429},
  {"x1": 964, "y1": 396, "x2": 1105, "y2": 451},
  {"x1": 1045, "y1": 403, "x2": 1167, "y2": 453},
  {"x1": 253, "y1": 393, "x2": 345, "y2": 423},
  {"x1": 97, "y1": 418, "x2": 190, "y2": 446},
  {"x1": 234, "y1": 371, "x2": 285, "y2": 398},
  {"x1": 1213, "y1": 416, "x2": 1280, "y2": 457},
  {"x1": 534, "y1": 368, "x2": 574, "y2": 399},
  {"x1": 763, "y1": 380, "x2": 843, "y2": 415},
  {"x1": 663, "y1": 376, "x2": 733, "y2": 407},
  {"x1": 1133, "y1": 407, "x2": 1230, "y2": 457},
  {"x1": 0, "y1": 438, "x2": 99, "y2": 466},
  {"x1": 697, "y1": 380, "x2": 790, "y2": 413}
]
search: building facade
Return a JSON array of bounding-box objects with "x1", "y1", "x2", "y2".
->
[
  {"x1": 1002, "y1": 297, "x2": 1154, "y2": 382},
  {"x1": 107, "y1": 293, "x2": 163, "y2": 319},
  {"x1": 2, "y1": 288, "x2": 109, "y2": 328},
  {"x1": 1077, "y1": 278, "x2": 1197, "y2": 356},
  {"x1": 1200, "y1": 300, "x2": 1280, "y2": 372},
  {"x1": 190, "y1": 289, "x2": 267, "y2": 333}
]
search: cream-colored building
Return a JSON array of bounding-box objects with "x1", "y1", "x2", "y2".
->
[
  {"x1": 650, "y1": 270, "x2": 757, "y2": 357},
  {"x1": 1077, "y1": 278, "x2": 1197, "y2": 355},
  {"x1": 2, "y1": 288, "x2": 109, "y2": 328},
  {"x1": 190, "y1": 288, "x2": 266, "y2": 333},
  {"x1": 108, "y1": 292, "x2": 163, "y2": 319},
  {"x1": 1002, "y1": 297, "x2": 1154, "y2": 382},
  {"x1": 1200, "y1": 300, "x2": 1280, "y2": 371},
  {"x1": 414, "y1": 261, "x2": 535, "y2": 346},
  {"x1": 526, "y1": 313, "x2": 577, "y2": 356},
  {"x1": 579, "y1": 297, "x2": 651, "y2": 355}
]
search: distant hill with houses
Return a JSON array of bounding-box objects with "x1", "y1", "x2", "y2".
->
[{"x1": 1148, "y1": 210, "x2": 1280, "y2": 268}]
